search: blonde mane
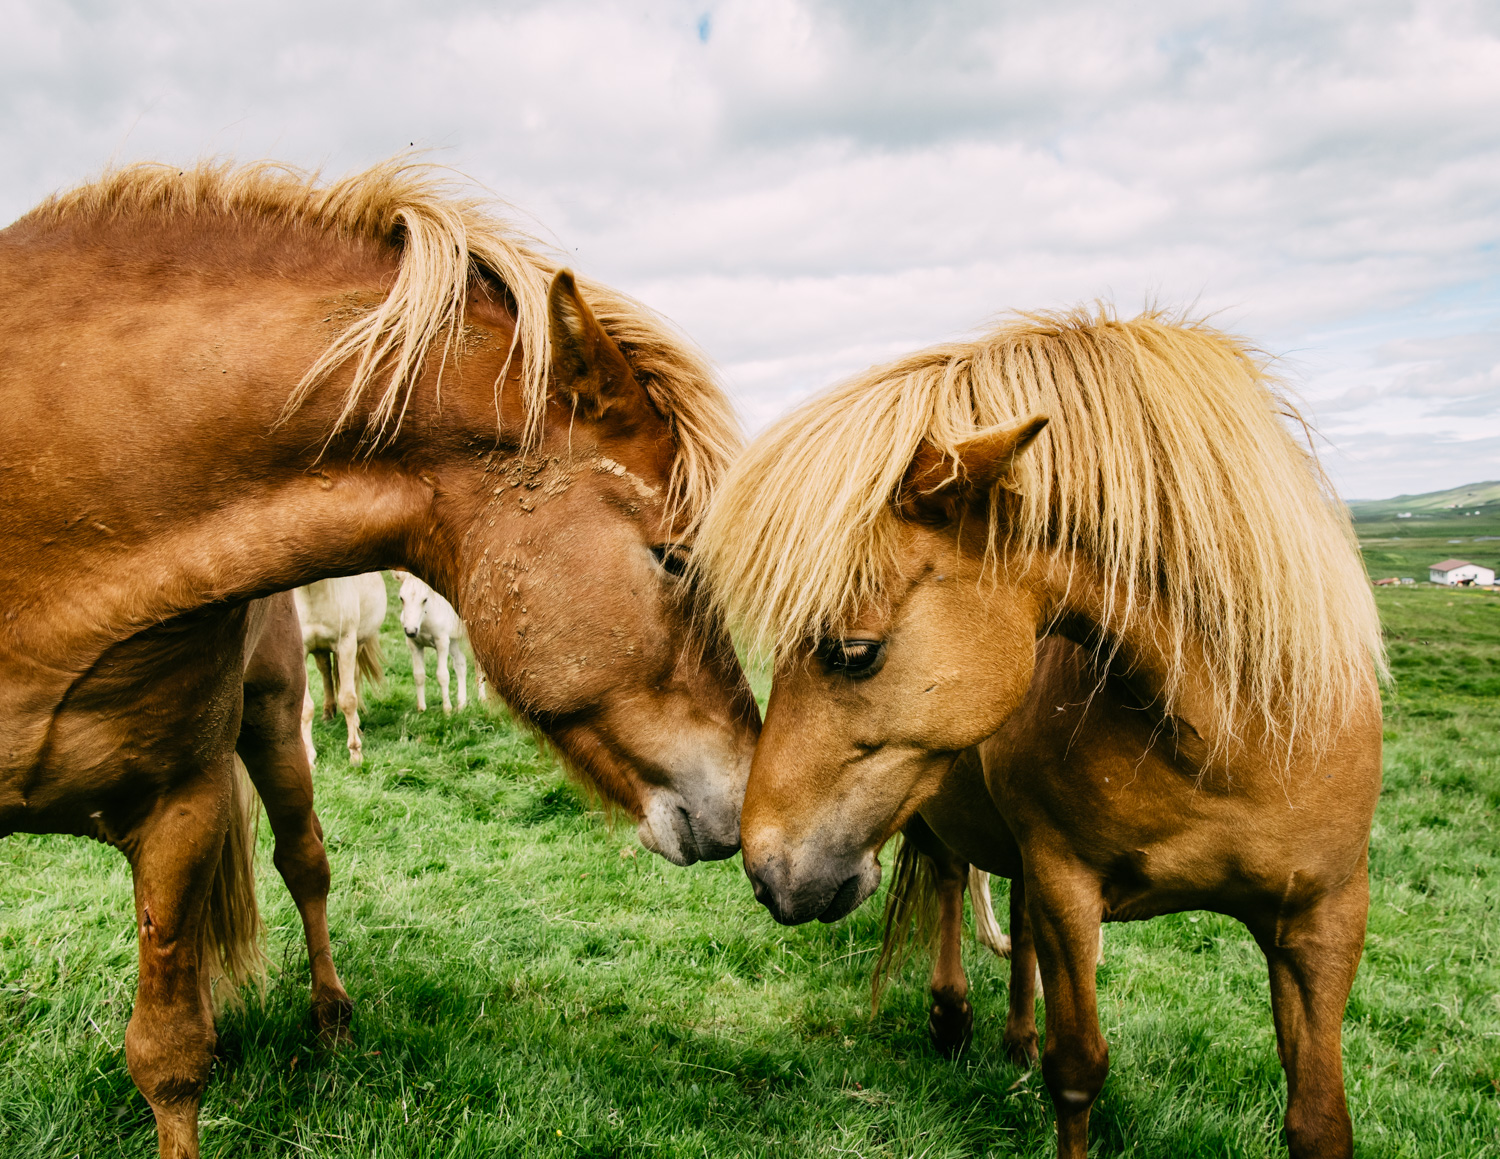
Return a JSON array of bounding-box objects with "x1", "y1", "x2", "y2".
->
[
  {"x1": 698, "y1": 308, "x2": 1384, "y2": 744},
  {"x1": 22, "y1": 157, "x2": 739, "y2": 526}
]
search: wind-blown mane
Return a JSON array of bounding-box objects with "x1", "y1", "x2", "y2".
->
[
  {"x1": 19, "y1": 157, "x2": 739, "y2": 526},
  {"x1": 698, "y1": 308, "x2": 1383, "y2": 744}
]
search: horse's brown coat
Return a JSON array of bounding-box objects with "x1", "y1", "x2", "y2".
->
[
  {"x1": 0, "y1": 165, "x2": 758, "y2": 1158},
  {"x1": 700, "y1": 313, "x2": 1383, "y2": 1159}
]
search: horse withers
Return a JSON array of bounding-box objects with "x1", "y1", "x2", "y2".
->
[
  {"x1": 0, "y1": 159, "x2": 759, "y2": 1158},
  {"x1": 397, "y1": 570, "x2": 487, "y2": 712},
  {"x1": 699, "y1": 311, "x2": 1383, "y2": 1159}
]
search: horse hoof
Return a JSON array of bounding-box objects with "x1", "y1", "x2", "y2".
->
[
  {"x1": 322, "y1": 708, "x2": 337, "y2": 722},
  {"x1": 348, "y1": 750, "x2": 363, "y2": 767},
  {"x1": 1003, "y1": 1030, "x2": 1040, "y2": 1067},
  {"x1": 312, "y1": 997, "x2": 354, "y2": 1047},
  {"x1": 929, "y1": 999, "x2": 973, "y2": 1058}
]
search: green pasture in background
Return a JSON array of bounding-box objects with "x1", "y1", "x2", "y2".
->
[
  {"x1": 1, "y1": 577, "x2": 1496, "y2": 1157},
  {"x1": 1350, "y1": 482, "x2": 1500, "y2": 580}
]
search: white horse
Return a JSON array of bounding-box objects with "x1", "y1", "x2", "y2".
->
[
  {"x1": 293, "y1": 573, "x2": 387, "y2": 765},
  {"x1": 397, "y1": 572, "x2": 486, "y2": 713}
]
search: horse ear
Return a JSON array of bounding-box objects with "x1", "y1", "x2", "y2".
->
[
  {"x1": 897, "y1": 414, "x2": 1049, "y2": 524},
  {"x1": 547, "y1": 268, "x2": 642, "y2": 422}
]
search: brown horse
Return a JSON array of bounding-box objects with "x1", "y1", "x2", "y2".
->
[
  {"x1": 698, "y1": 310, "x2": 1383, "y2": 1158},
  {"x1": 0, "y1": 159, "x2": 759, "y2": 1158}
]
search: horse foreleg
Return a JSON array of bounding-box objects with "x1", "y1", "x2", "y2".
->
[
  {"x1": 239, "y1": 724, "x2": 353, "y2": 1045},
  {"x1": 475, "y1": 657, "x2": 488, "y2": 702},
  {"x1": 335, "y1": 631, "x2": 362, "y2": 765},
  {"x1": 314, "y1": 650, "x2": 337, "y2": 722},
  {"x1": 1256, "y1": 864, "x2": 1368, "y2": 1159},
  {"x1": 1003, "y1": 873, "x2": 1041, "y2": 1065},
  {"x1": 406, "y1": 636, "x2": 427, "y2": 712},
  {"x1": 1026, "y1": 864, "x2": 1107, "y2": 1159},
  {"x1": 124, "y1": 772, "x2": 225, "y2": 1159},
  {"x1": 927, "y1": 846, "x2": 973, "y2": 1057},
  {"x1": 435, "y1": 634, "x2": 453, "y2": 714},
  {"x1": 453, "y1": 645, "x2": 468, "y2": 711}
]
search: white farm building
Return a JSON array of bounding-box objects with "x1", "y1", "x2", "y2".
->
[{"x1": 1428, "y1": 559, "x2": 1495, "y2": 586}]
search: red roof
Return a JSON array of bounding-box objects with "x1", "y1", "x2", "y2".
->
[{"x1": 1430, "y1": 559, "x2": 1479, "y2": 572}]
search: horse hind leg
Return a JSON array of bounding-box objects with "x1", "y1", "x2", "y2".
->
[
  {"x1": 927, "y1": 848, "x2": 974, "y2": 1057},
  {"x1": 300, "y1": 682, "x2": 317, "y2": 768},
  {"x1": 1256, "y1": 865, "x2": 1368, "y2": 1159},
  {"x1": 314, "y1": 650, "x2": 337, "y2": 721},
  {"x1": 335, "y1": 630, "x2": 363, "y2": 765},
  {"x1": 435, "y1": 634, "x2": 453, "y2": 714},
  {"x1": 239, "y1": 715, "x2": 353, "y2": 1043},
  {"x1": 1002, "y1": 873, "x2": 1041, "y2": 1065},
  {"x1": 407, "y1": 636, "x2": 428, "y2": 712},
  {"x1": 124, "y1": 764, "x2": 242, "y2": 1158},
  {"x1": 453, "y1": 645, "x2": 468, "y2": 711}
]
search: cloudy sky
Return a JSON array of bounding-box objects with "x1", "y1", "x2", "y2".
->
[{"x1": 4, "y1": 0, "x2": 1497, "y2": 499}]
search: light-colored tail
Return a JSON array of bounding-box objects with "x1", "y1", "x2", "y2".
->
[
  {"x1": 202, "y1": 756, "x2": 267, "y2": 1009},
  {"x1": 356, "y1": 634, "x2": 385, "y2": 691},
  {"x1": 967, "y1": 869, "x2": 1104, "y2": 964},
  {"x1": 871, "y1": 835, "x2": 940, "y2": 1011},
  {"x1": 968, "y1": 868, "x2": 1012, "y2": 958}
]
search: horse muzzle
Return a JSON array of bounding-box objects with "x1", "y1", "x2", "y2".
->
[
  {"x1": 636, "y1": 785, "x2": 741, "y2": 867},
  {"x1": 743, "y1": 843, "x2": 882, "y2": 925}
]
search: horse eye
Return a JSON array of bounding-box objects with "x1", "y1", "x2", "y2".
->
[
  {"x1": 651, "y1": 544, "x2": 690, "y2": 578},
  {"x1": 819, "y1": 638, "x2": 886, "y2": 679}
]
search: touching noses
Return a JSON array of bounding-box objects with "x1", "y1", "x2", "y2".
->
[{"x1": 740, "y1": 830, "x2": 882, "y2": 926}]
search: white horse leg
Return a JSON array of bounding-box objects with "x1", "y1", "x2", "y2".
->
[
  {"x1": 435, "y1": 635, "x2": 453, "y2": 714},
  {"x1": 475, "y1": 657, "x2": 488, "y2": 703},
  {"x1": 453, "y1": 646, "x2": 468, "y2": 711},
  {"x1": 301, "y1": 681, "x2": 318, "y2": 768},
  {"x1": 407, "y1": 636, "x2": 427, "y2": 712},
  {"x1": 336, "y1": 630, "x2": 362, "y2": 765}
]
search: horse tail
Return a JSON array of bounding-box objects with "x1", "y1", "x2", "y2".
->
[
  {"x1": 968, "y1": 868, "x2": 1013, "y2": 959},
  {"x1": 356, "y1": 634, "x2": 385, "y2": 691},
  {"x1": 202, "y1": 755, "x2": 267, "y2": 1009},
  {"x1": 871, "y1": 834, "x2": 940, "y2": 1012}
]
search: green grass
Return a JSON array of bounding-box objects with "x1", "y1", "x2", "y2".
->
[{"x1": 2, "y1": 581, "x2": 1497, "y2": 1156}]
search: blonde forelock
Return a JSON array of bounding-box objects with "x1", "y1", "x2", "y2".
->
[{"x1": 696, "y1": 307, "x2": 1384, "y2": 750}]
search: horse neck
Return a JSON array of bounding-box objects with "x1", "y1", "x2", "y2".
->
[{"x1": 1024, "y1": 549, "x2": 1233, "y2": 767}]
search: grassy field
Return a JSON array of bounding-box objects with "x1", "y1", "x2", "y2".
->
[
  {"x1": 2, "y1": 578, "x2": 1498, "y2": 1157},
  {"x1": 1351, "y1": 495, "x2": 1500, "y2": 581}
]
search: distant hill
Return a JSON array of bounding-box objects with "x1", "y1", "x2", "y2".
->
[{"x1": 1348, "y1": 480, "x2": 1500, "y2": 522}]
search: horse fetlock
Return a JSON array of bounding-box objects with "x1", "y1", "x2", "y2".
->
[
  {"x1": 1042, "y1": 1040, "x2": 1108, "y2": 1113},
  {"x1": 1284, "y1": 1096, "x2": 1353, "y2": 1159}
]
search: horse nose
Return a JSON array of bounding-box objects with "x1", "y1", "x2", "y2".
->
[
  {"x1": 404, "y1": 627, "x2": 417, "y2": 637},
  {"x1": 744, "y1": 846, "x2": 880, "y2": 926},
  {"x1": 744, "y1": 851, "x2": 796, "y2": 924}
]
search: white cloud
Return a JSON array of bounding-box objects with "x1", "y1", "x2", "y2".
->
[{"x1": 2, "y1": 0, "x2": 1498, "y2": 497}]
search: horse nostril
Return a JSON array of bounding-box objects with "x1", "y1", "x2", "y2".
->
[
  {"x1": 674, "y1": 804, "x2": 700, "y2": 860},
  {"x1": 404, "y1": 628, "x2": 417, "y2": 637}
]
